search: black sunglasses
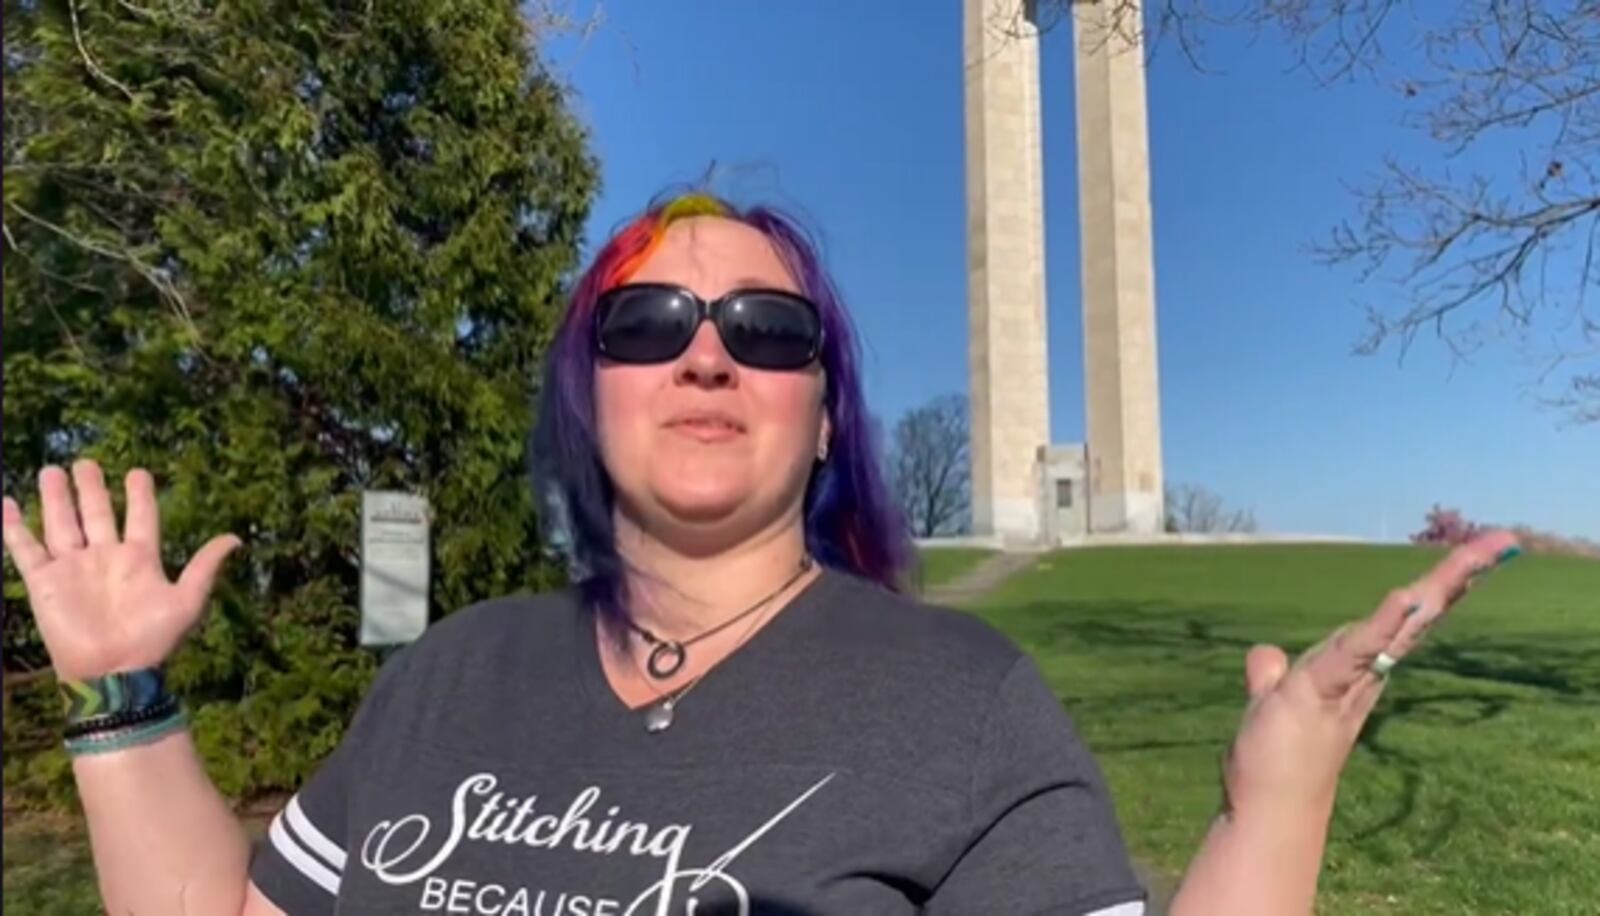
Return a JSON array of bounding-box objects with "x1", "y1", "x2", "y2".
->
[{"x1": 594, "y1": 283, "x2": 825, "y2": 371}]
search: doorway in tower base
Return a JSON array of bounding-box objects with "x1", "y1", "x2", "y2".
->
[{"x1": 1039, "y1": 443, "x2": 1089, "y2": 543}]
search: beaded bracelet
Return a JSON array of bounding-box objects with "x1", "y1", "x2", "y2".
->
[
  {"x1": 64, "y1": 708, "x2": 189, "y2": 757},
  {"x1": 63, "y1": 694, "x2": 181, "y2": 740}
]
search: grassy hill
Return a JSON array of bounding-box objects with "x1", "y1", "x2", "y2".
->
[{"x1": 958, "y1": 543, "x2": 1600, "y2": 915}]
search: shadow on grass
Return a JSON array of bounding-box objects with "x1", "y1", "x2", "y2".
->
[
  {"x1": 1091, "y1": 735, "x2": 1228, "y2": 755},
  {"x1": 999, "y1": 600, "x2": 1272, "y2": 655},
  {"x1": 1349, "y1": 692, "x2": 1511, "y2": 849},
  {"x1": 1000, "y1": 598, "x2": 1599, "y2": 700},
  {"x1": 1347, "y1": 638, "x2": 1598, "y2": 847},
  {"x1": 1406, "y1": 637, "x2": 1600, "y2": 696},
  {"x1": 992, "y1": 599, "x2": 1598, "y2": 843}
]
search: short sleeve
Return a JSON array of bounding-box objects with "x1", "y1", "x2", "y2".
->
[
  {"x1": 248, "y1": 647, "x2": 412, "y2": 913},
  {"x1": 927, "y1": 654, "x2": 1148, "y2": 915}
]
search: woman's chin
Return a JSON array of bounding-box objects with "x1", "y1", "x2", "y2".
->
[{"x1": 653, "y1": 487, "x2": 748, "y2": 526}]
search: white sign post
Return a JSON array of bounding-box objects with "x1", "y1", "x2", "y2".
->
[{"x1": 359, "y1": 491, "x2": 431, "y2": 647}]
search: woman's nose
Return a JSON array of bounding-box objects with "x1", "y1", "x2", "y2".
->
[{"x1": 673, "y1": 322, "x2": 738, "y2": 388}]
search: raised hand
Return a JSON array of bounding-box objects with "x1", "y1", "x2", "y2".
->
[
  {"x1": 1220, "y1": 530, "x2": 1521, "y2": 822},
  {"x1": 1, "y1": 460, "x2": 241, "y2": 681}
]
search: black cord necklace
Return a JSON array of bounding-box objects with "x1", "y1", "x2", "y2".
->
[{"x1": 627, "y1": 554, "x2": 815, "y2": 680}]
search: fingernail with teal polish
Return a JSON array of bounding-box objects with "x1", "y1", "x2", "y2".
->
[{"x1": 1495, "y1": 545, "x2": 1523, "y2": 566}]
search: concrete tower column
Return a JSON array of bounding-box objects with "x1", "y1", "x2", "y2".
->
[
  {"x1": 963, "y1": 0, "x2": 1051, "y2": 543},
  {"x1": 1072, "y1": 0, "x2": 1166, "y2": 533}
]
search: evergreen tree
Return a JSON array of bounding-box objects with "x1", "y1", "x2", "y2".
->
[{"x1": 3, "y1": 0, "x2": 597, "y2": 800}]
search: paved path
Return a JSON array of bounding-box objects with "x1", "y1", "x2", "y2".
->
[
  {"x1": 921, "y1": 550, "x2": 1041, "y2": 606},
  {"x1": 921, "y1": 550, "x2": 1175, "y2": 915}
]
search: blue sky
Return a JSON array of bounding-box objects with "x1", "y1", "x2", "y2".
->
[{"x1": 544, "y1": 2, "x2": 1598, "y2": 541}]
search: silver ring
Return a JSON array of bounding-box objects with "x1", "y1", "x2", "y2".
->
[{"x1": 1371, "y1": 652, "x2": 1398, "y2": 677}]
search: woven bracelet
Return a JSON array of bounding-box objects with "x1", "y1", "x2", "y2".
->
[{"x1": 58, "y1": 667, "x2": 171, "y2": 727}]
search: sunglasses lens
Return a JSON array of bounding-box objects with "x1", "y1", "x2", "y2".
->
[
  {"x1": 596, "y1": 286, "x2": 698, "y2": 363},
  {"x1": 720, "y1": 293, "x2": 823, "y2": 370}
]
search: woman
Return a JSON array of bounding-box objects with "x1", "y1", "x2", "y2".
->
[{"x1": 2, "y1": 192, "x2": 1519, "y2": 916}]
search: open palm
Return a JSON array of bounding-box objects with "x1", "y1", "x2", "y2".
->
[
  {"x1": 1219, "y1": 530, "x2": 1520, "y2": 821},
  {"x1": 1, "y1": 460, "x2": 239, "y2": 681}
]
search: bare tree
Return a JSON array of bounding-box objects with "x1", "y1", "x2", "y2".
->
[
  {"x1": 889, "y1": 395, "x2": 972, "y2": 538},
  {"x1": 1015, "y1": 0, "x2": 1600, "y2": 423},
  {"x1": 1164, "y1": 482, "x2": 1259, "y2": 533}
]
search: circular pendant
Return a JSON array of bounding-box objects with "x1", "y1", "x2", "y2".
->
[
  {"x1": 644, "y1": 701, "x2": 674, "y2": 733},
  {"x1": 646, "y1": 641, "x2": 687, "y2": 679}
]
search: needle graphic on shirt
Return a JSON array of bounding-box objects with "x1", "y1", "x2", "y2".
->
[{"x1": 687, "y1": 772, "x2": 837, "y2": 894}]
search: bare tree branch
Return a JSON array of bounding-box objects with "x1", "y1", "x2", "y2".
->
[
  {"x1": 889, "y1": 395, "x2": 972, "y2": 538},
  {"x1": 1164, "y1": 483, "x2": 1258, "y2": 532},
  {"x1": 68, "y1": 0, "x2": 137, "y2": 102},
  {"x1": 5, "y1": 199, "x2": 201, "y2": 343}
]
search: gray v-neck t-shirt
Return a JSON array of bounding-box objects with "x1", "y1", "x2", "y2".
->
[{"x1": 251, "y1": 568, "x2": 1147, "y2": 914}]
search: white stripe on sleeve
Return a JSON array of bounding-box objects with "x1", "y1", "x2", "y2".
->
[
  {"x1": 1086, "y1": 903, "x2": 1146, "y2": 916},
  {"x1": 286, "y1": 794, "x2": 348, "y2": 870},
  {"x1": 268, "y1": 812, "x2": 341, "y2": 895}
]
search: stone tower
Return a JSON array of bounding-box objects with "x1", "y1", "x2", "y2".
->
[
  {"x1": 963, "y1": 0, "x2": 1051, "y2": 543},
  {"x1": 1072, "y1": 0, "x2": 1165, "y2": 533},
  {"x1": 963, "y1": 0, "x2": 1166, "y2": 540}
]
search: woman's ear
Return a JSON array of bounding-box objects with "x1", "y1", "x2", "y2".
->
[{"x1": 817, "y1": 414, "x2": 833, "y2": 463}]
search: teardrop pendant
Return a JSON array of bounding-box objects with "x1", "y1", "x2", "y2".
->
[{"x1": 644, "y1": 699, "x2": 674, "y2": 734}]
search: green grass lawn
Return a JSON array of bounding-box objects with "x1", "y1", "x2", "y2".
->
[
  {"x1": 969, "y1": 544, "x2": 1600, "y2": 915},
  {"x1": 914, "y1": 546, "x2": 995, "y2": 590},
  {"x1": 2, "y1": 814, "x2": 102, "y2": 915}
]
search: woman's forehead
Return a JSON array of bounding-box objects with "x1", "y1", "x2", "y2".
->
[{"x1": 630, "y1": 216, "x2": 799, "y2": 293}]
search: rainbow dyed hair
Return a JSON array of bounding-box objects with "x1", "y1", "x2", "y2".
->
[{"x1": 531, "y1": 191, "x2": 913, "y2": 627}]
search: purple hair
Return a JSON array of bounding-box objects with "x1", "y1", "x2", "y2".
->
[{"x1": 531, "y1": 191, "x2": 913, "y2": 629}]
